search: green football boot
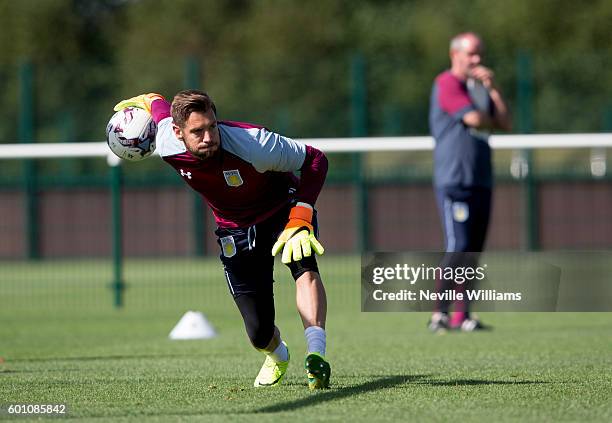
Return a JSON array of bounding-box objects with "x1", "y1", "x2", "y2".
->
[
  {"x1": 304, "y1": 352, "x2": 331, "y2": 390},
  {"x1": 253, "y1": 342, "x2": 289, "y2": 387}
]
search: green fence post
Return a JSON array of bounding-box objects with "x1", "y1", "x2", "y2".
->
[
  {"x1": 275, "y1": 108, "x2": 290, "y2": 135},
  {"x1": 184, "y1": 56, "x2": 205, "y2": 256},
  {"x1": 60, "y1": 110, "x2": 76, "y2": 174},
  {"x1": 593, "y1": 106, "x2": 612, "y2": 178},
  {"x1": 516, "y1": 51, "x2": 538, "y2": 251},
  {"x1": 18, "y1": 60, "x2": 39, "y2": 260},
  {"x1": 109, "y1": 155, "x2": 125, "y2": 308},
  {"x1": 382, "y1": 104, "x2": 402, "y2": 135},
  {"x1": 603, "y1": 105, "x2": 612, "y2": 131},
  {"x1": 351, "y1": 53, "x2": 368, "y2": 253}
]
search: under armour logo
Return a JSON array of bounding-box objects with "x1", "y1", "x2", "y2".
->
[{"x1": 180, "y1": 169, "x2": 192, "y2": 179}]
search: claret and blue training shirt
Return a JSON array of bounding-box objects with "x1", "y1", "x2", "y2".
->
[
  {"x1": 151, "y1": 100, "x2": 327, "y2": 228},
  {"x1": 429, "y1": 70, "x2": 493, "y2": 189}
]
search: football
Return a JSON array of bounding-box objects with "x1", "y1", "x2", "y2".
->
[{"x1": 106, "y1": 107, "x2": 157, "y2": 161}]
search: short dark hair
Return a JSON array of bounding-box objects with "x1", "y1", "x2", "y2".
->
[{"x1": 171, "y1": 89, "x2": 217, "y2": 128}]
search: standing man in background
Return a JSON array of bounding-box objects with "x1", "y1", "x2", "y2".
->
[{"x1": 428, "y1": 32, "x2": 512, "y2": 332}]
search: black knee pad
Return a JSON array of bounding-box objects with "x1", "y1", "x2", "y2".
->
[
  {"x1": 233, "y1": 293, "x2": 276, "y2": 350},
  {"x1": 249, "y1": 325, "x2": 274, "y2": 350}
]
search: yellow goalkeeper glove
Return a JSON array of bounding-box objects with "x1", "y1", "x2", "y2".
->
[
  {"x1": 113, "y1": 93, "x2": 165, "y2": 113},
  {"x1": 272, "y1": 203, "x2": 324, "y2": 264}
]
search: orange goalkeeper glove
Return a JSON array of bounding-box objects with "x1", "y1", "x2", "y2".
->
[
  {"x1": 113, "y1": 93, "x2": 165, "y2": 113},
  {"x1": 272, "y1": 203, "x2": 325, "y2": 264}
]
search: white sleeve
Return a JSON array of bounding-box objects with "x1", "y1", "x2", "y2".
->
[
  {"x1": 220, "y1": 125, "x2": 306, "y2": 173},
  {"x1": 156, "y1": 117, "x2": 186, "y2": 157}
]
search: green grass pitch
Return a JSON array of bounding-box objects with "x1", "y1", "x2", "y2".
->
[{"x1": 1, "y1": 256, "x2": 611, "y2": 422}]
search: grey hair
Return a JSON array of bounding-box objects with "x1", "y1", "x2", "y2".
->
[{"x1": 450, "y1": 32, "x2": 481, "y2": 52}]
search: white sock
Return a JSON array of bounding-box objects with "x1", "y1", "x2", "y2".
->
[
  {"x1": 305, "y1": 326, "x2": 326, "y2": 356},
  {"x1": 267, "y1": 341, "x2": 289, "y2": 362}
]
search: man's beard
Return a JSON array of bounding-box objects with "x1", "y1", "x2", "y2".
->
[{"x1": 186, "y1": 143, "x2": 218, "y2": 160}]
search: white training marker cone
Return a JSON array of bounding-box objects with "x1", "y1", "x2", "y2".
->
[{"x1": 169, "y1": 311, "x2": 217, "y2": 340}]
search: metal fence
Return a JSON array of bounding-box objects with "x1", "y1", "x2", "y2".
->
[{"x1": 2, "y1": 51, "x2": 612, "y2": 310}]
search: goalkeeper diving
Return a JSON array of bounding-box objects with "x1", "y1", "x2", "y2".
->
[{"x1": 114, "y1": 91, "x2": 330, "y2": 389}]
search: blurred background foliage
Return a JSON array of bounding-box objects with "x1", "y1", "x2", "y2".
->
[{"x1": 0, "y1": 0, "x2": 611, "y2": 180}]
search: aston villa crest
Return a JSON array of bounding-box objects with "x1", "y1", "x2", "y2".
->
[
  {"x1": 452, "y1": 202, "x2": 469, "y2": 223},
  {"x1": 223, "y1": 170, "x2": 243, "y2": 187},
  {"x1": 220, "y1": 236, "x2": 236, "y2": 258}
]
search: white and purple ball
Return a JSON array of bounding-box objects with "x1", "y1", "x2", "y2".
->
[{"x1": 106, "y1": 107, "x2": 157, "y2": 161}]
